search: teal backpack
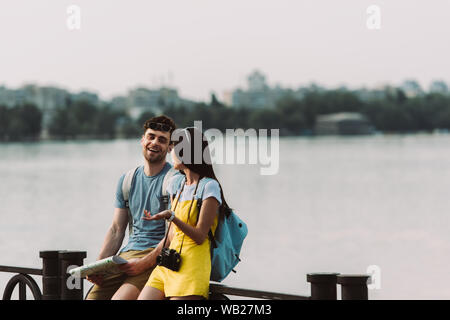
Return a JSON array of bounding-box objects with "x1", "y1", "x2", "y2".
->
[{"x1": 193, "y1": 178, "x2": 248, "y2": 282}]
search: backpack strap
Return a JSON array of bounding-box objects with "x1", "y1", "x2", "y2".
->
[
  {"x1": 161, "y1": 167, "x2": 177, "y2": 210},
  {"x1": 122, "y1": 166, "x2": 139, "y2": 236},
  {"x1": 195, "y1": 178, "x2": 217, "y2": 249},
  {"x1": 195, "y1": 177, "x2": 213, "y2": 207}
]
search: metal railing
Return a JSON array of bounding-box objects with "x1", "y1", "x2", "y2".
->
[{"x1": 0, "y1": 250, "x2": 370, "y2": 300}]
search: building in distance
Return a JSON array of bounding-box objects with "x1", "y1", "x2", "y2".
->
[
  {"x1": 226, "y1": 70, "x2": 304, "y2": 109},
  {"x1": 314, "y1": 112, "x2": 375, "y2": 135}
]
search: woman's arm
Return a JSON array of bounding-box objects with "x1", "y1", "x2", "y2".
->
[
  {"x1": 168, "y1": 220, "x2": 175, "y2": 244},
  {"x1": 172, "y1": 197, "x2": 218, "y2": 245},
  {"x1": 147, "y1": 197, "x2": 219, "y2": 245}
]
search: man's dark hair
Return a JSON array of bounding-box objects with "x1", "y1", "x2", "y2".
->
[{"x1": 143, "y1": 115, "x2": 176, "y2": 138}]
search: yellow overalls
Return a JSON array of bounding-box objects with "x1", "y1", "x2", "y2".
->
[{"x1": 147, "y1": 183, "x2": 218, "y2": 299}]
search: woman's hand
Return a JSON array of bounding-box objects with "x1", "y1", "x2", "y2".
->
[{"x1": 142, "y1": 210, "x2": 172, "y2": 221}]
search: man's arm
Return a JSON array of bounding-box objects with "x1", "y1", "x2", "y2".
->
[
  {"x1": 86, "y1": 208, "x2": 128, "y2": 286},
  {"x1": 97, "y1": 208, "x2": 129, "y2": 260}
]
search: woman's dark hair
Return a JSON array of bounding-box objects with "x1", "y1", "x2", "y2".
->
[{"x1": 173, "y1": 127, "x2": 231, "y2": 216}]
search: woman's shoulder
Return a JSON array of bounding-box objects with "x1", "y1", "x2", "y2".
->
[
  {"x1": 199, "y1": 178, "x2": 222, "y2": 205},
  {"x1": 197, "y1": 177, "x2": 219, "y2": 190},
  {"x1": 203, "y1": 178, "x2": 219, "y2": 188},
  {"x1": 167, "y1": 173, "x2": 185, "y2": 195}
]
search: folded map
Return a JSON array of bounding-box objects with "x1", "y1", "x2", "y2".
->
[{"x1": 68, "y1": 255, "x2": 128, "y2": 278}]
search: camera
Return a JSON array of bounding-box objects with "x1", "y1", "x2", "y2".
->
[{"x1": 156, "y1": 248, "x2": 181, "y2": 271}]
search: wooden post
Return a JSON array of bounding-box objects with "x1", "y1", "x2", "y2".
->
[
  {"x1": 39, "y1": 251, "x2": 61, "y2": 300},
  {"x1": 337, "y1": 274, "x2": 370, "y2": 300},
  {"x1": 307, "y1": 273, "x2": 340, "y2": 300}
]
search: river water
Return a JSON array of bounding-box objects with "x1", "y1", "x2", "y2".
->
[{"x1": 1, "y1": 134, "x2": 450, "y2": 299}]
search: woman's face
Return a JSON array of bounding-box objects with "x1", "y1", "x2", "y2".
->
[{"x1": 171, "y1": 149, "x2": 186, "y2": 170}]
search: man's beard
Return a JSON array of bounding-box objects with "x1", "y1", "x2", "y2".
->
[
  {"x1": 148, "y1": 153, "x2": 165, "y2": 163},
  {"x1": 143, "y1": 149, "x2": 166, "y2": 164}
]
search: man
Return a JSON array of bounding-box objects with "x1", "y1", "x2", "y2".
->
[{"x1": 86, "y1": 115, "x2": 177, "y2": 300}]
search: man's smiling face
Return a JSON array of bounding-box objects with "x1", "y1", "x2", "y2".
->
[{"x1": 141, "y1": 128, "x2": 172, "y2": 164}]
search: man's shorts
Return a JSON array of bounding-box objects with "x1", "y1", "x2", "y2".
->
[{"x1": 86, "y1": 248, "x2": 155, "y2": 300}]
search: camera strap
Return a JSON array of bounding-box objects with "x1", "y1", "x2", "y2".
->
[{"x1": 161, "y1": 180, "x2": 185, "y2": 249}]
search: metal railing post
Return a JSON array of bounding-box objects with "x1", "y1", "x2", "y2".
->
[
  {"x1": 59, "y1": 251, "x2": 87, "y2": 300},
  {"x1": 307, "y1": 272, "x2": 340, "y2": 300},
  {"x1": 39, "y1": 250, "x2": 61, "y2": 300},
  {"x1": 337, "y1": 274, "x2": 370, "y2": 300}
]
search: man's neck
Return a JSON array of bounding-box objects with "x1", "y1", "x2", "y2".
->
[{"x1": 143, "y1": 160, "x2": 166, "y2": 177}]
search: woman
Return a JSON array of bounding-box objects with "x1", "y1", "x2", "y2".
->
[{"x1": 137, "y1": 127, "x2": 230, "y2": 300}]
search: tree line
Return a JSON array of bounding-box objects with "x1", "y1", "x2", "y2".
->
[
  {"x1": 1, "y1": 86, "x2": 450, "y2": 141},
  {"x1": 0, "y1": 104, "x2": 43, "y2": 141},
  {"x1": 164, "y1": 88, "x2": 450, "y2": 135}
]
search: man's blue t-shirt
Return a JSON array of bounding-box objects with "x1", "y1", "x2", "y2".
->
[{"x1": 115, "y1": 163, "x2": 172, "y2": 252}]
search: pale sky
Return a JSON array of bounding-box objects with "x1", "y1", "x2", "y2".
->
[{"x1": 0, "y1": 0, "x2": 449, "y2": 102}]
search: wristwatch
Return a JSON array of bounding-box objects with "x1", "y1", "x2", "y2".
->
[{"x1": 167, "y1": 210, "x2": 175, "y2": 222}]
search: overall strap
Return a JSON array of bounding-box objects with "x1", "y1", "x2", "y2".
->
[{"x1": 179, "y1": 181, "x2": 199, "y2": 255}]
